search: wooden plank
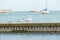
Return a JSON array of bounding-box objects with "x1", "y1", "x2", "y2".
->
[{"x1": 0, "y1": 23, "x2": 60, "y2": 27}]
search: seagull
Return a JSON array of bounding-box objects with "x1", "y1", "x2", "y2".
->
[{"x1": 24, "y1": 17, "x2": 32, "y2": 22}]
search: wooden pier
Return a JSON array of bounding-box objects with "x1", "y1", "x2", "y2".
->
[{"x1": 0, "y1": 23, "x2": 60, "y2": 32}]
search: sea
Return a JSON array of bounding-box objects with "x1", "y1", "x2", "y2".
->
[
  {"x1": 0, "y1": 11, "x2": 60, "y2": 40},
  {"x1": 0, "y1": 11, "x2": 60, "y2": 23},
  {"x1": 0, "y1": 32, "x2": 60, "y2": 40}
]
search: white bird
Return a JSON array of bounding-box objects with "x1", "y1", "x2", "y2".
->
[{"x1": 24, "y1": 17, "x2": 32, "y2": 22}]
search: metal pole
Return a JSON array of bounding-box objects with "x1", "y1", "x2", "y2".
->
[{"x1": 46, "y1": 0, "x2": 47, "y2": 9}]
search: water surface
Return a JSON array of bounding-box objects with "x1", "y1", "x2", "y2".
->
[
  {"x1": 0, "y1": 11, "x2": 60, "y2": 23},
  {"x1": 0, "y1": 32, "x2": 60, "y2": 40}
]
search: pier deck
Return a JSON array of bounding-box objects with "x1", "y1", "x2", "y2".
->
[{"x1": 0, "y1": 23, "x2": 60, "y2": 32}]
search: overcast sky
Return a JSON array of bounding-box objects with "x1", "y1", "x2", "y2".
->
[{"x1": 0, "y1": 0, "x2": 60, "y2": 11}]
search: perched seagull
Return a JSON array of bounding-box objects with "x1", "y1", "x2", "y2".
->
[{"x1": 24, "y1": 17, "x2": 32, "y2": 22}]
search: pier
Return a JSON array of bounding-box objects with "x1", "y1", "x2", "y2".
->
[{"x1": 0, "y1": 23, "x2": 60, "y2": 32}]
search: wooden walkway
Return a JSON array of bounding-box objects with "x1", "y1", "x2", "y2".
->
[{"x1": 0, "y1": 23, "x2": 60, "y2": 32}]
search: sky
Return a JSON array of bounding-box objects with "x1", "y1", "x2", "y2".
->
[{"x1": 0, "y1": 0, "x2": 60, "y2": 11}]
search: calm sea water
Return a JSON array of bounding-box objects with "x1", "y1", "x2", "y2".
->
[
  {"x1": 0, "y1": 32, "x2": 60, "y2": 40},
  {"x1": 0, "y1": 11, "x2": 60, "y2": 40},
  {"x1": 0, "y1": 11, "x2": 60, "y2": 23}
]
